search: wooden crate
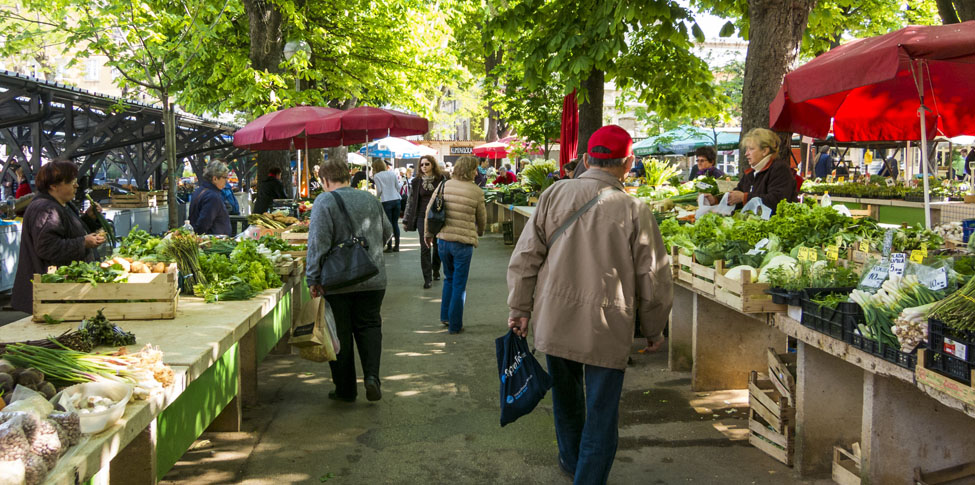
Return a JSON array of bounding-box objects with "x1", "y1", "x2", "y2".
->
[
  {"x1": 713, "y1": 261, "x2": 786, "y2": 313},
  {"x1": 833, "y1": 445, "x2": 861, "y2": 485},
  {"x1": 274, "y1": 259, "x2": 298, "y2": 277},
  {"x1": 109, "y1": 191, "x2": 168, "y2": 208},
  {"x1": 671, "y1": 247, "x2": 716, "y2": 296},
  {"x1": 283, "y1": 250, "x2": 307, "y2": 259},
  {"x1": 33, "y1": 263, "x2": 179, "y2": 322},
  {"x1": 281, "y1": 229, "x2": 309, "y2": 245},
  {"x1": 748, "y1": 371, "x2": 795, "y2": 467},
  {"x1": 767, "y1": 348, "x2": 797, "y2": 406},
  {"x1": 915, "y1": 461, "x2": 975, "y2": 484}
]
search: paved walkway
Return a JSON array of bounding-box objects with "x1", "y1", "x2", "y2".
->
[{"x1": 162, "y1": 232, "x2": 832, "y2": 484}]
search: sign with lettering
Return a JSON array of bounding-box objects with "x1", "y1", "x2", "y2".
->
[
  {"x1": 797, "y1": 247, "x2": 818, "y2": 262},
  {"x1": 826, "y1": 245, "x2": 840, "y2": 261},
  {"x1": 889, "y1": 252, "x2": 907, "y2": 276},
  {"x1": 450, "y1": 146, "x2": 473, "y2": 154}
]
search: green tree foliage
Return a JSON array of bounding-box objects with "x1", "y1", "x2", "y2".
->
[{"x1": 487, "y1": 62, "x2": 563, "y2": 158}]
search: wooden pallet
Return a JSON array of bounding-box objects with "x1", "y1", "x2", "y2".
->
[
  {"x1": 33, "y1": 263, "x2": 179, "y2": 322},
  {"x1": 833, "y1": 445, "x2": 862, "y2": 485},
  {"x1": 748, "y1": 371, "x2": 795, "y2": 467},
  {"x1": 713, "y1": 261, "x2": 786, "y2": 313},
  {"x1": 671, "y1": 247, "x2": 716, "y2": 296}
]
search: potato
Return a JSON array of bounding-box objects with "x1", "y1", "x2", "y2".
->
[
  {"x1": 130, "y1": 261, "x2": 146, "y2": 274},
  {"x1": 153, "y1": 262, "x2": 166, "y2": 273},
  {"x1": 111, "y1": 258, "x2": 131, "y2": 272}
]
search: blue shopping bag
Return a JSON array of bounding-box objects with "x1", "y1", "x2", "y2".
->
[{"x1": 496, "y1": 330, "x2": 553, "y2": 427}]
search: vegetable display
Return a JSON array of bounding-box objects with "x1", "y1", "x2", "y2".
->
[
  {"x1": 38, "y1": 261, "x2": 127, "y2": 285},
  {"x1": 850, "y1": 275, "x2": 942, "y2": 348},
  {"x1": 248, "y1": 213, "x2": 298, "y2": 229},
  {"x1": 520, "y1": 160, "x2": 559, "y2": 193}
]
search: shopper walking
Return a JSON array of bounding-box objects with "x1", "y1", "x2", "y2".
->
[
  {"x1": 424, "y1": 156, "x2": 485, "y2": 334},
  {"x1": 404, "y1": 155, "x2": 446, "y2": 288},
  {"x1": 373, "y1": 159, "x2": 402, "y2": 252},
  {"x1": 306, "y1": 157, "x2": 393, "y2": 403},
  {"x1": 506, "y1": 125, "x2": 673, "y2": 485}
]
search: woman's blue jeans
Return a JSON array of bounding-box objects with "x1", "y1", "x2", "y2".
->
[{"x1": 437, "y1": 240, "x2": 473, "y2": 333}]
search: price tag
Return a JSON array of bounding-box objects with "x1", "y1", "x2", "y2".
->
[
  {"x1": 886, "y1": 177, "x2": 895, "y2": 187},
  {"x1": 696, "y1": 182, "x2": 713, "y2": 191},
  {"x1": 837, "y1": 176, "x2": 845, "y2": 183},
  {"x1": 944, "y1": 337, "x2": 968, "y2": 361},
  {"x1": 910, "y1": 250, "x2": 925, "y2": 263},
  {"x1": 827, "y1": 175, "x2": 835, "y2": 183},
  {"x1": 859, "y1": 240, "x2": 870, "y2": 253},
  {"x1": 889, "y1": 252, "x2": 907, "y2": 276},
  {"x1": 921, "y1": 242, "x2": 928, "y2": 257},
  {"x1": 755, "y1": 238, "x2": 770, "y2": 250},
  {"x1": 862, "y1": 263, "x2": 888, "y2": 288},
  {"x1": 920, "y1": 267, "x2": 949, "y2": 291},
  {"x1": 798, "y1": 247, "x2": 818, "y2": 262},
  {"x1": 826, "y1": 245, "x2": 840, "y2": 261}
]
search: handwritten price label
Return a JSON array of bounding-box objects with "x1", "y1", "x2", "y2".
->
[
  {"x1": 859, "y1": 241, "x2": 870, "y2": 253},
  {"x1": 826, "y1": 245, "x2": 840, "y2": 261},
  {"x1": 827, "y1": 175, "x2": 835, "y2": 184},
  {"x1": 798, "y1": 247, "x2": 818, "y2": 262},
  {"x1": 910, "y1": 250, "x2": 925, "y2": 263},
  {"x1": 837, "y1": 176, "x2": 845, "y2": 183},
  {"x1": 921, "y1": 243, "x2": 928, "y2": 257},
  {"x1": 886, "y1": 177, "x2": 896, "y2": 187},
  {"x1": 889, "y1": 252, "x2": 907, "y2": 276}
]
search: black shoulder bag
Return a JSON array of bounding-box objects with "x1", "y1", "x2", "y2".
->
[
  {"x1": 426, "y1": 181, "x2": 447, "y2": 236},
  {"x1": 319, "y1": 191, "x2": 380, "y2": 291}
]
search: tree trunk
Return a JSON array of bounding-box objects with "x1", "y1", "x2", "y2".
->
[
  {"x1": 484, "y1": 49, "x2": 503, "y2": 141},
  {"x1": 242, "y1": 0, "x2": 292, "y2": 200},
  {"x1": 576, "y1": 69, "x2": 604, "y2": 156},
  {"x1": 739, "y1": 0, "x2": 817, "y2": 174},
  {"x1": 937, "y1": 0, "x2": 961, "y2": 23},
  {"x1": 955, "y1": 1, "x2": 975, "y2": 21},
  {"x1": 161, "y1": 92, "x2": 180, "y2": 229}
]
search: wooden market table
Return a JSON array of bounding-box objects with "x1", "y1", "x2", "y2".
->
[
  {"x1": 0, "y1": 262, "x2": 308, "y2": 484},
  {"x1": 670, "y1": 280, "x2": 975, "y2": 484},
  {"x1": 494, "y1": 202, "x2": 535, "y2": 240}
]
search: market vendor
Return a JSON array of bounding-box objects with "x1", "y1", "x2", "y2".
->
[
  {"x1": 704, "y1": 128, "x2": 797, "y2": 214},
  {"x1": 687, "y1": 146, "x2": 725, "y2": 180},
  {"x1": 252, "y1": 167, "x2": 288, "y2": 214},
  {"x1": 188, "y1": 160, "x2": 232, "y2": 235},
  {"x1": 11, "y1": 160, "x2": 106, "y2": 314}
]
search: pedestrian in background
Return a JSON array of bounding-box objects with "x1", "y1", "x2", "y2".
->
[
  {"x1": 404, "y1": 155, "x2": 445, "y2": 288},
  {"x1": 425, "y1": 155, "x2": 485, "y2": 334},
  {"x1": 253, "y1": 167, "x2": 288, "y2": 214},
  {"x1": 307, "y1": 157, "x2": 393, "y2": 403},
  {"x1": 373, "y1": 158, "x2": 402, "y2": 252},
  {"x1": 507, "y1": 125, "x2": 673, "y2": 484},
  {"x1": 188, "y1": 160, "x2": 232, "y2": 236}
]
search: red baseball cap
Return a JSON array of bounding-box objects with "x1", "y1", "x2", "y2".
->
[{"x1": 587, "y1": 125, "x2": 633, "y2": 159}]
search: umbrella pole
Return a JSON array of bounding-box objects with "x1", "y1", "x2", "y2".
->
[{"x1": 916, "y1": 61, "x2": 932, "y2": 230}]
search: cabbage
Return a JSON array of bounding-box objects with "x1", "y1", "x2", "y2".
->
[
  {"x1": 725, "y1": 265, "x2": 758, "y2": 283},
  {"x1": 758, "y1": 255, "x2": 800, "y2": 283}
]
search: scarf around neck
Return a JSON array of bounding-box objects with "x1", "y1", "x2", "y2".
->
[
  {"x1": 751, "y1": 154, "x2": 773, "y2": 173},
  {"x1": 421, "y1": 175, "x2": 437, "y2": 191}
]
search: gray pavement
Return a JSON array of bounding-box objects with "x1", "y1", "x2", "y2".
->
[{"x1": 161, "y1": 232, "x2": 832, "y2": 484}]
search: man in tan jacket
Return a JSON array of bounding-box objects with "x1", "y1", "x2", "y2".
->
[{"x1": 507, "y1": 125, "x2": 673, "y2": 484}]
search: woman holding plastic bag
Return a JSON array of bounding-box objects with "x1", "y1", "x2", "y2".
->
[
  {"x1": 703, "y1": 128, "x2": 798, "y2": 215},
  {"x1": 306, "y1": 156, "x2": 393, "y2": 403}
]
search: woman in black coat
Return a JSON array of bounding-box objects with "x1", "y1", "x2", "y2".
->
[
  {"x1": 705, "y1": 128, "x2": 798, "y2": 215},
  {"x1": 403, "y1": 155, "x2": 446, "y2": 288},
  {"x1": 12, "y1": 161, "x2": 105, "y2": 313},
  {"x1": 189, "y1": 160, "x2": 232, "y2": 235}
]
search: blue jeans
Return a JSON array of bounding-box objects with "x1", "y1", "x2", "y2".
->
[
  {"x1": 437, "y1": 240, "x2": 473, "y2": 332},
  {"x1": 546, "y1": 355, "x2": 625, "y2": 485}
]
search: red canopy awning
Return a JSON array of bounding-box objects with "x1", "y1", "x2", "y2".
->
[
  {"x1": 233, "y1": 106, "x2": 342, "y2": 150},
  {"x1": 305, "y1": 106, "x2": 429, "y2": 145}
]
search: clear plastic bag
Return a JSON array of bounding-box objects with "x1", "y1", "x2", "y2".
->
[
  {"x1": 694, "y1": 193, "x2": 736, "y2": 219},
  {"x1": 3, "y1": 386, "x2": 53, "y2": 417}
]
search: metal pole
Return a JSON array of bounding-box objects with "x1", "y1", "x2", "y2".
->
[{"x1": 918, "y1": 60, "x2": 932, "y2": 229}]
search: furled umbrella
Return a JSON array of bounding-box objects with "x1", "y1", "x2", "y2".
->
[
  {"x1": 559, "y1": 90, "x2": 578, "y2": 176},
  {"x1": 769, "y1": 21, "x2": 975, "y2": 228}
]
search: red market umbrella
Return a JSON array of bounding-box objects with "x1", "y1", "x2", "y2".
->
[
  {"x1": 769, "y1": 21, "x2": 975, "y2": 228},
  {"x1": 233, "y1": 106, "x2": 342, "y2": 150},
  {"x1": 559, "y1": 90, "x2": 578, "y2": 177},
  {"x1": 473, "y1": 141, "x2": 508, "y2": 159},
  {"x1": 305, "y1": 106, "x2": 429, "y2": 144}
]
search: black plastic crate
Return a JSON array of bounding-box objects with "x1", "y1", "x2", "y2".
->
[
  {"x1": 879, "y1": 343, "x2": 918, "y2": 370},
  {"x1": 927, "y1": 318, "x2": 975, "y2": 364},
  {"x1": 849, "y1": 332, "x2": 880, "y2": 355},
  {"x1": 799, "y1": 288, "x2": 859, "y2": 340},
  {"x1": 923, "y1": 347, "x2": 974, "y2": 386},
  {"x1": 766, "y1": 288, "x2": 803, "y2": 306}
]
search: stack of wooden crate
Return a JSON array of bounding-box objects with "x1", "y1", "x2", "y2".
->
[
  {"x1": 109, "y1": 190, "x2": 168, "y2": 208},
  {"x1": 747, "y1": 348, "x2": 797, "y2": 466}
]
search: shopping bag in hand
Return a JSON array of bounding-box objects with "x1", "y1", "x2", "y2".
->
[
  {"x1": 293, "y1": 297, "x2": 341, "y2": 362},
  {"x1": 496, "y1": 330, "x2": 552, "y2": 427}
]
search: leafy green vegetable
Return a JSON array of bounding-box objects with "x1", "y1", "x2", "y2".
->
[
  {"x1": 78, "y1": 309, "x2": 136, "y2": 347},
  {"x1": 116, "y1": 226, "x2": 164, "y2": 259},
  {"x1": 39, "y1": 261, "x2": 128, "y2": 284}
]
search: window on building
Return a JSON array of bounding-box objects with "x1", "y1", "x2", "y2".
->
[{"x1": 85, "y1": 58, "x2": 100, "y2": 81}]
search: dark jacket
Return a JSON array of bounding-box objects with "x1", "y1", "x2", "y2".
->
[
  {"x1": 734, "y1": 158, "x2": 799, "y2": 214},
  {"x1": 350, "y1": 171, "x2": 367, "y2": 190},
  {"x1": 403, "y1": 175, "x2": 446, "y2": 231},
  {"x1": 252, "y1": 176, "x2": 287, "y2": 214},
  {"x1": 814, "y1": 153, "x2": 834, "y2": 179},
  {"x1": 189, "y1": 180, "x2": 231, "y2": 235},
  {"x1": 12, "y1": 194, "x2": 100, "y2": 313},
  {"x1": 688, "y1": 165, "x2": 726, "y2": 180}
]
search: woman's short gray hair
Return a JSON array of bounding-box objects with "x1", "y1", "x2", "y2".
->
[{"x1": 203, "y1": 160, "x2": 229, "y2": 181}]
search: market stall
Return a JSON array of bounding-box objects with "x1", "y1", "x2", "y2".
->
[{"x1": 0, "y1": 222, "x2": 309, "y2": 484}]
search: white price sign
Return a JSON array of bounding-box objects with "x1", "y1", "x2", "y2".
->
[
  {"x1": 696, "y1": 182, "x2": 713, "y2": 191},
  {"x1": 754, "y1": 238, "x2": 770, "y2": 250},
  {"x1": 888, "y1": 253, "x2": 907, "y2": 276},
  {"x1": 862, "y1": 264, "x2": 888, "y2": 288},
  {"x1": 921, "y1": 267, "x2": 949, "y2": 291}
]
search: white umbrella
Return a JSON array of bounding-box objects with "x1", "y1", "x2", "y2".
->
[{"x1": 347, "y1": 152, "x2": 367, "y2": 165}]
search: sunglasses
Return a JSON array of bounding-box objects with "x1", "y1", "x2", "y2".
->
[{"x1": 420, "y1": 163, "x2": 431, "y2": 166}]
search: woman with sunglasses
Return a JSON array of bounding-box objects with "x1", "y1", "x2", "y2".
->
[{"x1": 403, "y1": 155, "x2": 446, "y2": 288}]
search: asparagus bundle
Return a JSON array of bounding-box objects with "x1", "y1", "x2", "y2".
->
[{"x1": 163, "y1": 230, "x2": 206, "y2": 293}]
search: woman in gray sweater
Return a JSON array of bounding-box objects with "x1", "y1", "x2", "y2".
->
[{"x1": 307, "y1": 157, "x2": 393, "y2": 403}]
